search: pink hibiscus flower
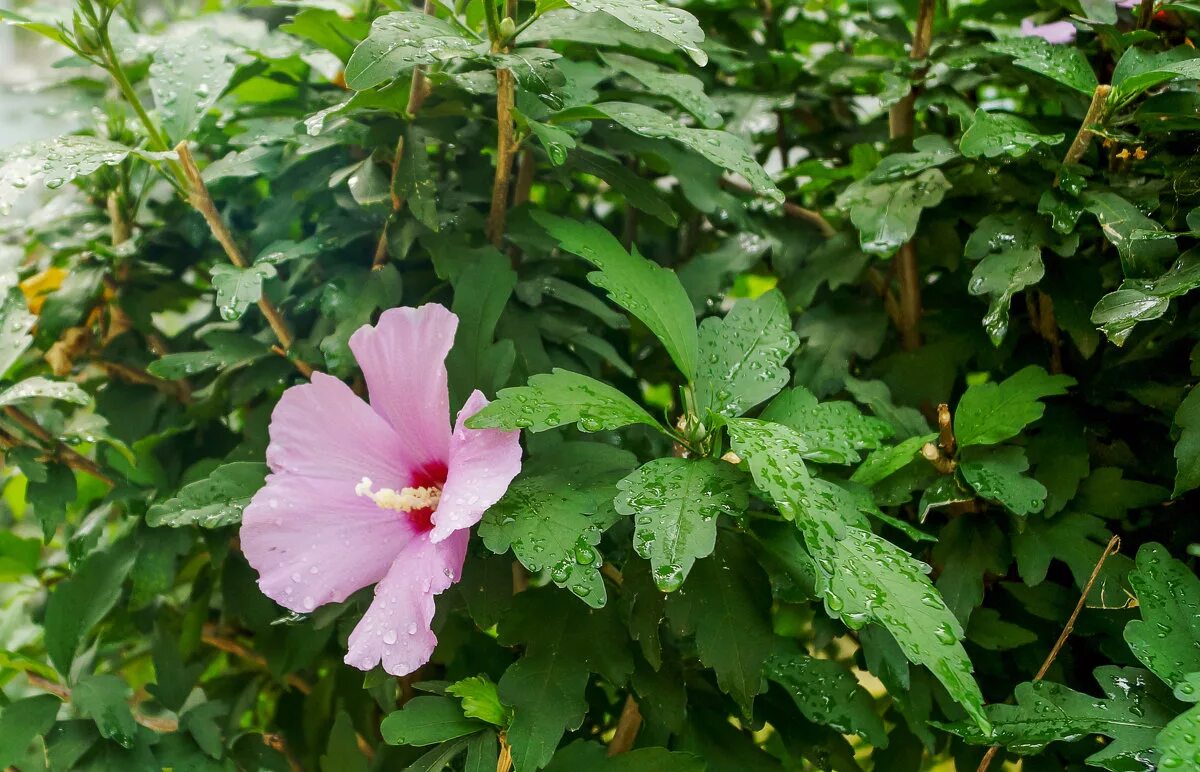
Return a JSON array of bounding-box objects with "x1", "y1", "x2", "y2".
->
[
  {"x1": 240, "y1": 304, "x2": 522, "y2": 676},
  {"x1": 1019, "y1": 18, "x2": 1078, "y2": 44}
]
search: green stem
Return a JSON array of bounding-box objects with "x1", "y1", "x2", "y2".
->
[{"x1": 484, "y1": 0, "x2": 502, "y2": 46}]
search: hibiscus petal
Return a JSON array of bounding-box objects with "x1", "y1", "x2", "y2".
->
[
  {"x1": 266, "y1": 372, "x2": 413, "y2": 485},
  {"x1": 349, "y1": 304, "x2": 457, "y2": 475},
  {"x1": 428, "y1": 390, "x2": 523, "y2": 543},
  {"x1": 343, "y1": 529, "x2": 469, "y2": 676},
  {"x1": 241, "y1": 473, "x2": 419, "y2": 613}
]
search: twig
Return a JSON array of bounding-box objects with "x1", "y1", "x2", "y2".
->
[
  {"x1": 1055, "y1": 85, "x2": 1112, "y2": 185},
  {"x1": 99, "y1": 360, "x2": 191, "y2": 402},
  {"x1": 201, "y1": 625, "x2": 311, "y2": 694},
  {"x1": 937, "y1": 403, "x2": 956, "y2": 457},
  {"x1": 976, "y1": 535, "x2": 1122, "y2": 772},
  {"x1": 887, "y1": 0, "x2": 935, "y2": 351},
  {"x1": 173, "y1": 142, "x2": 313, "y2": 379},
  {"x1": 1137, "y1": 0, "x2": 1156, "y2": 29},
  {"x1": 486, "y1": 67, "x2": 518, "y2": 247},
  {"x1": 607, "y1": 694, "x2": 642, "y2": 755},
  {"x1": 719, "y1": 178, "x2": 835, "y2": 237},
  {"x1": 1031, "y1": 290, "x2": 1064, "y2": 374},
  {"x1": 4, "y1": 406, "x2": 111, "y2": 484},
  {"x1": 497, "y1": 732, "x2": 514, "y2": 772},
  {"x1": 600, "y1": 563, "x2": 625, "y2": 586},
  {"x1": 27, "y1": 672, "x2": 179, "y2": 733}
]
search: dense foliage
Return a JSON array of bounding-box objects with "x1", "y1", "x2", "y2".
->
[{"x1": 3, "y1": 0, "x2": 1200, "y2": 768}]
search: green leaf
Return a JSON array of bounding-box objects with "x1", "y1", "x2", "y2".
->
[
  {"x1": 322, "y1": 710, "x2": 368, "y2": 772},
  {"x1": 1124, "y1": 543, "x2": 1200, "y2": 696},
  {"x1": 380, "y1": 696, "x2": 485, "y2": 746},
  {"x1": 467, "y1": 368, "x2": 661, "y2": 435},
  {"x1": 1110, "y1": 46, "x2": 1200, "y2": 106},
  {"x1": 1156, "y1": 704, "x2": 1200, "y2": 770},
  {"x1": 544, "y1": 740, "x2": 705, "y2": 771},
  {"x1": 73, "y1": 674, "x2": 137, "y2": 749},
  {"x1": 44, "y1": 539, "x2": 138, "y2": 674},
  {"x1": 146, "y1": 462, "x2": 267, "y2": 528},
  {"x1": 397, "y1": 125, "x2": 439, "y2": 230},
  {"x1": 601, "y1": 53, "x2": 721, "y2": 128},
  {"x1": 1082, "y1": 191, "x2": 1177, "y2": 278},
  {"x1": 694, "y1": 290, "x2": 797, "y2": 420},
  {"x1": 27, "y1": 464, "x2": 76, "y2": 539},
  {"x1": 959, "y1": 109, "x2": 1064, "y2": 159},
  {"x1": 533, "y1": 212, "x2": 697, "y2": 378},
  {"x1": 666, "y1": 533, "x2": 774, "y2": 713},
  {"x1": 147, "y1": 331, "x2": 269, "y2": 379},
  {"x1": 447, "y1": 249, "x2": 517, "y2": 409},
  {"x1": 959, "y1": 446, "x2": 1048, "y2": 516},
  {"x1": 1090, "y1": 287, "x2": 1169, "y2": 346},
  {"x1": 614, "y1": 458, "x2": 748, "y2": 591},
  {"x1": 150, "y1": 30, "x2": 235, "y2": 142},
  {"x1": 932, "y1": 518, "x2": 1009, "y2": 624},
  {"x1": 497, "y1": 589, "x2": 633, "y2": 772},
  {"x1": 837, "y1": 168, "x2": 951, "y2": 256},
  {"x1": 942, "y1": 667, "x2": 1174, "y2": 771},
  {"x1": 520, "y1": 10, "x2": 672, "y2": 52},
  {"x1": 566, "y1": 149, "x2": 678, "y2": 226},
  {"x1": 0, "y1": 377, "x2": 89, "y2": 408},
  {"x1": 968, "y1": 246, "x2": 1045, "y2": 346},
  {"x1": 0, "y1": 694, "x2": 61, "y2": 768},
  {"x1": 479, "y1": 443, "x2": 635, "y2": 607},
  {"x1": 844, "y1": 376, "x2": 931, "y2": 439},
  {"x1": 1174, "y1": 386, "x2": 1200, "y2": 496},
  {"x1": 574, "y1": 102, "x2": 782, "y2": 203},
  {"x1": 447, "y1": 676, "x2": 512, "y2": 728},
  {"x1": 761, "y1": 385, "x2": 893, "y2": 465},
  {"x1": 344, "y1": 12, "x2": 478, "y2": 90},
  {"x1": 1012, "y1": 512, "x2": 1132, "y2": 608},
  {"x1": 765, "y1": 648, "x2": 888, "y2": 747},
  {"x1": 987, "y1": 37, "x2": 1100, "y2": 95},
  {"x1": 561, "y1": 0, "x2": 706, "y2": 65},
  {"x1": 210, "y1": 263, "x2": 277, "y2": 322},
  {"x1": 0, "y1": 136, "x2": 166, "y2": 216},
  {"x1": 850, "y1": 433, "x2": 936, "y2": 486},
  {"x1": 954, "y1": 366, "x2": 1074, "y2": 448},
  {"x1": 0, "y1": 287, "x2": 35, "y2": 377},
  {"x1": 319, "y1": 265, "x2": 403, "y2": 373}
]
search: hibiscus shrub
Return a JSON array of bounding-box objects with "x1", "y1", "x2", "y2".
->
[{"x1": 3, "y1": 0, "x2": 1200, "y2": 768}]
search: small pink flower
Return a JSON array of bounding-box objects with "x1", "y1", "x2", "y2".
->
[
  {"x1": 240, "y1": 304, "x2": 522, "y2": 676},
  {"x1": 1020, "y1": 18, "x2": 1078, "y2": 44},
  {"x1": 1115, "y1": 0, "x2": 1141, "y2": 8}
]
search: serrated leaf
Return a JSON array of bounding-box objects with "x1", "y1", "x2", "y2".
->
[
  {"x1": 573, "y1": 102, "x2": 782, "y2": 203},
  {"x1": 987, "y1": 37, "x2": 1099, "y2": 95},
  {"x1": 380, "y1": 696, "x2": 485, "y2": 746},
  {"x1": 761, "y1": 385, "x2": 893, "y2": 465},
  {"x1": 479, "y1": 444, "x2": 635, "y2": 607},
  {"x1": 959, "y1": 445, "x2": 1047, "y2": 516},
  {"x1": 344, "y1": 12, "x2": 479, "y2": 90},
  {"x1": 1124, "y1": 543, "x2": 1200, "y2": 695},
  {"x1": 614, "y1": 458, "x2": 747, "y2": 591},
  {"x1": 44, "y1": 539, "x2": 137, "y2": 674},
  {"x1": 467, "y1": 368, "x2": 661, "y2": 435},
  {"x1": 942, "y1": 667, "x2": 1173, "y2": 771},
  {"x1": 837, "y1": 168, "x2": 950, "y2": 256},
  {"x1": 932, "y1": 518, "x2": 1010, "y2": 624},
  {"x1": 73, "y1": 675, "x2": 137, "y2": 749},
  {"x1": 566, "y1": 149, "x2": 678, "y2": 226},
  {"x1": 1156, "y1": 704, "x2": 1200, "y2": 769},
  {"x1": 601, "y1": 53, "x2": 721, "y2": 128},
  {"x1": 694, "y1": 290, "x2": 797, "y2": 420},
  {"x1": 562, "y1": 0, "x2": 706, "y2": 65},
  {"x1": 150, "y1": 30, "x2": 235, "y2": 142},
  {"x1": 954, "y1": 366, "x2": 1074, "y2": 448},
  {"x1": 146, "y1": 462, "x2": 267, "y2": 528},
  {"x1": 765, "y1": 648, "x2": 887, "y2": 747},
  {"x1": 666, "y1": 533, "x2": 774, "y2": 713},
  {"x1": 447, "y1": 676, "x2": 511, "y2": 727},
  {"x1": 969, "y1": 246, "x2": 1045, "y2": 346},
  {"x1": 210, "y1": 263, "x2": 277, "y2": 322},
  {"x1": 0, "y1": 136, "x2": 166, "y2": 216},
  {"x1": 532, "y1": 211, "x2": 698, "y2": 378},
  {"x1": 1110, "y1": 46, "x2": 1200, "y2": 106},
  {"x1": 959, "y1": 109, "x2": 1064, "y2": 159},
  {"x1": 497, "y1": 589, "x2": 633, "y2": 772},
  {"x1": 0, "y1": 377, "x2": 89, "y2": 408}
]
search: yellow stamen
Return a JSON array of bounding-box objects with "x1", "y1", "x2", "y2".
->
[{"x1": 355, "y1": 477, "x2": 441, "y2": 513}]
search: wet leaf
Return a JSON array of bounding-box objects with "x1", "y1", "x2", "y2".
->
[
  {"x1": 837, "y1": 168, "x2": 950, "y2": 256},
  {"x1": 602, "y1": 53, "x2": 721, "y2": 128},
  {"x1": 762, "y1": 385, "x2": 893, "y2": 465},
  {"x1": 562, "y1": 0, "x2": 706, "y2": 65},
  {"x1": 146, "y1": 462, "x2": 268, "y2": 528},
  {"x1": 73, "y1": 675, "x2": 137, "y2": 749},
  {"x1": 987, "y1": 37, "x2": 1099, "y2": 95},
  {"x1": 0, "y1": 376, "x2": 90, "y2": 408},
  {"x1": 959, "y1": 445, "x2": 1047, "y2": 516},
  {"x1": 380, "y1": 696, "x2": 485, "y2": 746},
  {"x1": 467, "y1": 368, "x2": 663, "y2": 435},
  {"x1": 959, "y1": 109, "x2": 1064, "y2": 159},
  {"x1": 1125, "y1": 543, "x2": 1200, "y2": 696},
  {"x1": 765, "y1": 647, "x2": 887, "y2": 747},
  {"x1": 614, "y1": 458, "x2": 748, "y2": 591},
  {"x1": 149, "y1": 29, "x2": 235, "y2": 142},
  {"x1": 954, "y1": 366, "x2": 1074, "y2": 448},
  {"x1": 210, "y1": 263, "x2": 277, "y2": 322},
  {"x1": 1173, "y1": 386, "x2": 1200, "y2": 496},
  {"x1": 344, "y1": 12, "x2": 478, "y2": 90}
]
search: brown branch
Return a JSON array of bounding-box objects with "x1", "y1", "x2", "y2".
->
[
  {"x1": 719, "y1": 178, "x2": 835, "y2": 237},
  {"x1": 887, "y1": 0, "x2": 935, "y2": 351},
  {"x1": 28, "y1": 673, "x2": 179, "y2": 733},
  {"x1": 977, "y1": 535, "x2": 1122, "y2": 772},
  {"x1": 497, "y1": 732, "x2": 514, "y2": 772},
  {"x1": 607, "y1": 695, "x2": 642, "y2": 755},
  {"x1": 1056, "y1": 84, "x2": 1112, "y2": 185},
  {"x1": 937, "y1": 403, "x2": 956, "y2": 457},
  {"x1": 487, "y1": 67, "x2": 518, "y2": 247},
  {"x1": 4, "y1": 406, "x2": 111, "y2": 484},
  {"x1": 600, "y1": 563, "x2": 625, "y2": 586},
  {"x1": 99, "y1": 360, "x2": 191, "y2": 402},
  {"x1": 201, "y1": 625, "x2": 311, "y2": 694},
  {"x1": 1137, "y1": 0, "x2": 1156, "y2": 28},
  {"x1": 173, "y1": 142, "x2": 313, "y2": 380}
]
